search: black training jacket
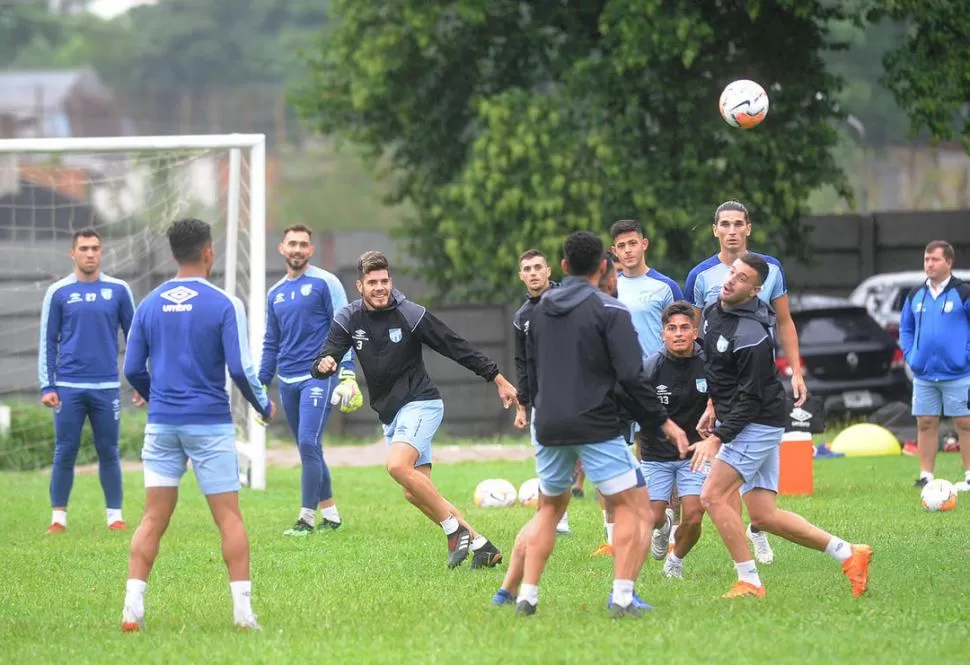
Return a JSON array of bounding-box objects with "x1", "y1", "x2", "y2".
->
[
  {"x1": 700, "y1": 297, "x2": 788, "y2": 442},
  {"x1": 528, "y1": 276, "x2": 669, "y2": 446},
  {"x1": 512, "y1": 282, "x2": 558, "y2": 407},
  {"x1": 638, "y1": 343, "x2": 708, "y2": 461},
  {"x1": 312, "y1": 290, "x2": 499, "y2": 424}
]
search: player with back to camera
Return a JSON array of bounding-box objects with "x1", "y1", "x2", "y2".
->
[
  {"x1": 259, "y1": 224, "x2": 361, "y2": 537},
  {"x1": 640, "y1": 301, "x2": 710, "y2": 579},
  {"x1": 312, "y1": 251, "x2": 518, "y2": 568},
  {"x1": 517, "y1": 231, "x2": 688, "y2": 618},
  {"x1": 39, "y1": 227, "x2": 136, "y2": 534},
  {"x1": 610, "y1": 219, "x2": 685, "y2": 558},
  {"x1": 121, "y1": 218, "x2": 277, "y2": 632},
  {"x1": 692, "y1": 253, "x2": 872, "y2": 599},
  {"x1": 494, "y1": 251, "x2": 653, "y2": 612},
  {"x1": 510, "y1": 249, "x2": 572, "y2": 536},
  {"x1": 684, "y1": 200, "x2": 807, "y2": 564}
]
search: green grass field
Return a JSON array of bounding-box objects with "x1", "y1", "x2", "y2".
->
[{"x1": 1, "y1": 452, "x2": 968, "y2": 665}]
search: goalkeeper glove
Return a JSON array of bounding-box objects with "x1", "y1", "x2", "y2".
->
[{"x1": 330, "y1": 368, "x2": 363, "y2": 413}]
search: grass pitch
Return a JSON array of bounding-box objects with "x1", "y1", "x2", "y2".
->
[{"x1": 1, "y1": 452, "x2": 968, "y2": 665}]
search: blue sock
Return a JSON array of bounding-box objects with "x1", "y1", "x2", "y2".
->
[{"x1": 492, "y1": 588, "x2": 514, "y2": 605}]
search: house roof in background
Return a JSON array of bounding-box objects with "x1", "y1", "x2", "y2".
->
[{"x1": 0, "y1": 68, "x2": 115, "y2": 116}]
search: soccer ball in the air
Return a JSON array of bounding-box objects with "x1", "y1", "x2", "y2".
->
[
  {"x1": 473, "y1": 479, "x2": 517, "y2": 508},
  {"x1": 920, "y1": 479, "x2": 958, "y2": 512},
  {"x1": 719, "y1": 79, "x2": 769, "y2": 129},
  {"x1": 518, "y1": 478, "x2": 541, "y2": 508}
]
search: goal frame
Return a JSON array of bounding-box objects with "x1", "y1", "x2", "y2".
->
[{"x1": 0, "y1": 133, "x2": 269, "y2": 490}]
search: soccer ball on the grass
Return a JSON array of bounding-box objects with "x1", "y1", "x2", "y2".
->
[
  {"x1": 921, "y1": 479, "x2": 958, "y2": 512},
  {"x1": 473, "y1": 479, "x2": 517, "y2": 508},
  {"x1": 518, "y1": 478, "x2": 541, "y2": 508},
  {"x1": 719, "y1": 79, "x2": 769, "y2": 129}
]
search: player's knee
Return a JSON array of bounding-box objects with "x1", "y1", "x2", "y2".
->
[
  {"x1": 297, "y1": 440, "x2": 322, "y2": 462},
  {"x1": 680, "y1": 505, "x2": 703, "y2": 528},
  {"x1": 953, "y1": 417, "x2": 970, "y2": 434},
  {"x1": 386, "y1": 458, "x2": 412, "y2": 483},
  {"x1": 916, "y1": 416, "x2": 939, "y2": 432}
]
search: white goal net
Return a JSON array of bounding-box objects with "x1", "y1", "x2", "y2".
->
[{"x1": 0, "y1": 135, "x2": 268, "y2": 490}]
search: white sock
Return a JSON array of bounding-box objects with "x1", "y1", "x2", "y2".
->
[
  {"x1": 670, "y1": 524, "x2": 679, "y2": 544},
  {"x1": 667, "y1": 552, "x2": 684, "y2": 566},
  {"x1": 299, "y1": 507, "x2": 316, "y2": 526},
  {"x1": 734, "y1": 560, "x2": 761, "y2": 587},
  {"x1": 965, "y1": 470, "x2": 970, "y2": 484},
  {"x1": 107, "y1": 508, "x2": 123, "y2": 525},
  {"x1": 605, "y1": 523, "x2": 615, "y2": 546},
  {"x1": 51, "y1": 510, "x2": 67, "y2": 527},
  {"x1": 920, "y1": 470, "x2": 934, "y2": 482},
  {"x1": 320, "y1": 505, "x2": 340, "y2": 523},
  {"x1": 558, "y1": 512, "x2": 570, "y2": 526},
  {"x1": 471, "y1": 535, "x2": 488, "y2": 551},
  {"x1": 125, "y1": 579, "x2": 146, "y2": 616},
  {"x1": 440, "y1": 515, "x2": 459, "y2": 535},
  {"x1": 824, "y1": 536, "x2": 853, "y2": 563},
  {"x1": 612, "y1": 579, "x2": 635, "y2": 607},
  {"x1": 517, "y1": 583, "x2": 539, "y2": 606},
  {"x1": 230, "y1": 581, "x2": 253, "y2": 619}
]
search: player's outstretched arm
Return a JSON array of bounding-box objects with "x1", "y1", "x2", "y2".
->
[
  {"x1": 311, "y1": 308, "x2": 354, "y2": 379},
  {"x1": 223, "y1": 298, "x2": 273, "y2": 420},
  {"x1": 417, "y1": 309, "x2": 517, "y2": 406},
  {"x1": 123, "y1": 307, "x2": 151, "y2": 401}
]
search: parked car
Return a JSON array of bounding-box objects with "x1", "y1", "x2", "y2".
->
[
  {"x1": 848, "y1": 270, "x2": 970, "y2": 340},
  {"x1": 776, "y1": 294, "x2": 911, "y2": 419}
]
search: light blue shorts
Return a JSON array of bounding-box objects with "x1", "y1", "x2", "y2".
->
[
  {"x1": 141, "y1": 424, "x2": 240, "y2": 496},
  {"x1": 715, "y1": 423, "x2": 785, "y2": 495},
  {"x1": 383, "y1": 399, "x2": 444, "y2": 467},
  {"x1": 535, "y1": 436, "x2": 639, "y2": 497},
  {"x1": 912, "y1": 376, "x2": 970, "y2": 417},
  {"x1": 641, "y1": 458, "x2": 708, "y2": 502}
]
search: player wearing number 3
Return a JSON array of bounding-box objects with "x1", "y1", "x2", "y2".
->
[
  {"x1": 259, "y1": 225, "x2": 361, "y2": 537},
  {"x1": 313, "y1": 251, "x2": 518, "y2": 569}
]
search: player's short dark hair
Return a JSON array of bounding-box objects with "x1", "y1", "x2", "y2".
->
[
  {"x1": 609, "y1": 219, "x2": 643, "y2": 240},
  {"x1": 739, "y1": 252, "x2": 769, "y2": 285},
  {"x1": 167, "y1": 218, "x2": 212, "y2": 264},
  {"x1": 519, "y1": 248, "x2": 546, "y2": 265},
  {"x1": 662, "y1": 301, "x2": 696, "y2": 326},
  {"x1": 599, "y1": 252, "x2": 616, "y2": 292},
  {"x1": 925, "y1": 240, "x2": 955, "y2": 263},
  {"x1": 283, "y1": 224, "x2": 312, "y2": 239},
  {"x1": 563, "y1": 231, "x2": 604, "y2": 277},
  {"x1": 72, "y1": 227, "x2": 101, "y2": 246},
  {"x1": 714, "y1": 200, "x2": 749, "y2": 224},
  {"x1": 358, "y1": 250, "x2": 390, "y2": 278}
]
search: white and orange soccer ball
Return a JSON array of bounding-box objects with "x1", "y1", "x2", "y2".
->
[
  {"x1": 719, "y1": 79, "x2": 769, "y2": 129},
  {"x1": 473, "y1": 479, "x2": 517, "y2": 509},
  {"x1": 921, "y1": 479, "x2": 958, "y2": 512},
  {"x1": 517, "y1": 478, "x2": 541, "y2": 508}
]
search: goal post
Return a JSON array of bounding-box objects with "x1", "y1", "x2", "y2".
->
[{"x1": 0, "y1": 134, "x2": 269, "y2": 490}]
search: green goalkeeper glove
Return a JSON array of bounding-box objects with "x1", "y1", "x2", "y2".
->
[{"x1": 330, "y1": 368, "x2": 363, "y2": 413}]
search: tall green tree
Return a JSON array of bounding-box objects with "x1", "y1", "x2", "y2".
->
[
  {"x1": 875, "y1": 1, "x2": 970, "y2": 150},
  {"x1": 294, "y1": 0, "x2": 858, "y2": 303}
]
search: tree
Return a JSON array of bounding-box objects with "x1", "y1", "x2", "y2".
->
[
  {"x1": 294, "y1": 0, "x2": 858, "y2": 303},
  {"x1": 118, "y1": 0, "x2": 329, "y2": 87},
  {"x1": 875, "y1": 1, "x2": 970, "y2": 150}
]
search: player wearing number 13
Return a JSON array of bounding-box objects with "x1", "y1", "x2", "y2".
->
[
  {"x1": 312, "y1": 251, "x2": 519, "y2": 569},
  {"x1": 259, "y1": 225, "x2": 360, "y2": 537}
]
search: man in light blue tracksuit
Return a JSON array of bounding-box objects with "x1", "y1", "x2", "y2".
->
[{"x1": 899, "y1": 240, "x2": 970, "y2": 491}]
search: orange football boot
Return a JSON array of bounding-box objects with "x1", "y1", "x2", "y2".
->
[
  {"x1": 842, "y1": 544, "x2": 873, "y2": 597},
  {"x1": 722, "y1": 581, "x2": 766, "y2": 598}
]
